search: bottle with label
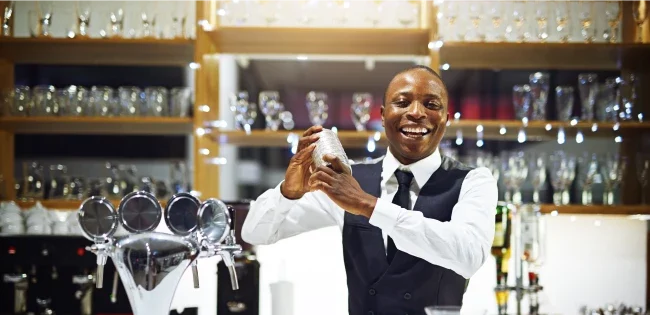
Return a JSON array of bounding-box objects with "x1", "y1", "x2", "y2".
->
[
  {"x1": 518, "y1": 204, "x2": 545, "y2": 315},
  {"x1": 491, "y1": 202, "x2": 512, "y2": 315}
]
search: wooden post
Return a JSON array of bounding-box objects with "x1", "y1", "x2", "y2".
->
[
  {"x1": 0, "y1": 57, "x2": 14, "y2": 200},
  {"x1": 428, "y1": 0, "x2": 440, "y2": 73},
  {"x1": 193, "y1": 1, "x2": 221, "y2": 199}
]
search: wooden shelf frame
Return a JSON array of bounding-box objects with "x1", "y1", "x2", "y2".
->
[
  {"x1": 0, "y1": 37, "x2": 195, "y2": 66},
  {"x1": 0, "y1": 117, "x2": 194, "y2": 135}
]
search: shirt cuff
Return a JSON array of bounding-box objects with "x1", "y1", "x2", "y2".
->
[
  {"x1": 274, "y1": 181, "x2": 301, "y2": 210},
  {"x1": 368, "y1": 198, "x2": 402, "y2": 234}
]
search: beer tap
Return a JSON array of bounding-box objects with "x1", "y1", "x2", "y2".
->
[
  {"x1": 218, "y1": 205, "x2": 241, "y2": 290},
  {"x1": 3, "y1": 272, "x2": 28, "y2": 313},
  {"x1": 72, "y1": 272, "x2": 95, "y2": 315}
]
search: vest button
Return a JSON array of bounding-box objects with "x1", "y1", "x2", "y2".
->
[
  {"x1": 368, "y1": 288, "x2": 376, "y2": 295},
  {"x1": 403, "y1": 292, "x2": 412, "y2": 300}
]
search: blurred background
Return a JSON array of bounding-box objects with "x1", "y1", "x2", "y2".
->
[{"x1": 0, "y1": 1, "x2": 649, "y2": 315}]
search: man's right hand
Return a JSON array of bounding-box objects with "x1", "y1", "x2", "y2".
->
[{"x1": 280, "y1": 125, "x2": 323, "y2": 200}]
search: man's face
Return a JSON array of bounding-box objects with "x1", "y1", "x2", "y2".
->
[{"x1": 381, "y1": 68, "x2": 448, "y2": 165}]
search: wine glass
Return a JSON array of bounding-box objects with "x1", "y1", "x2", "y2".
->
[
  {"x1": 351, "y1": 93, "x2": 372, "y2": 131},
  {"x1": 555, "y1": 86, "x2": 574, "y2": 121},
  {"x1": 230, "y1": 91, "x2": 257, "y2": 133},
  {"x1": 502, "y1": 151, "x2": 528, "y2": 204},
  {"x1": 529, "y1": 152, "x2": 547, "y2": 204},
  {"x1": 259, "y1": 91, "x2": 283, "y2": 131},
  {"x1": 603, "y1": 1, "x2": 621, "y2": 42},
  {"x1": 306, "y1": 91, "x2": 329, "y2": 126},
  {"x1": 529, "y1": 72, "x2": 549, "y2": 121},
  {"x1": 578, "y1": 73, "x2": 598, "y2": 121},
  {"x1": 441, "y1": 1, "x2": 459, "y2": 41},
  {"x1": 75, "y1": 1, "x2": 92, "y2": 37},
  {"x1": 488, "y1": 2, "x2": 506, "y2": 42},
  {"x1": 513, "y1": 84, "x2": 532, "y2": 120},
  {"x1": 549, "y1": 151, "x2": 576, "y2": 205},
  {"x1": 577, "y1": 153, "x2": 599, "y2": 205},
  {"x1": 601, "y1": 154, "x2": 627, "y2": 205},
  {"x1": 632, "y1": 1, "x2": 649, "y2": 43},
  {"x1": 578, "y1": 1, "x2": 595, "y2": 43},
  {"x1": 554, "y1": 1, "x2": 570, "y2": 42},
  {"x1": 534, "y1": 2, "x2": 549, "y2": 42},
  {"x1": 511, "y1": 1, "x2": 528, "y2": 42},
  {"x1": 467, "y1": 2, "x2": 484, "y2": 41}
]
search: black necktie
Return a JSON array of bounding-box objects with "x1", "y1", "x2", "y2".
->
[{"x1": 387, "y1": 169, "x2": 414, "y2": 264}]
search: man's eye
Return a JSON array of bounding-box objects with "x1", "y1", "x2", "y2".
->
[{"x1": 394, "y1": 100, "x2": 409, "y2": 107}]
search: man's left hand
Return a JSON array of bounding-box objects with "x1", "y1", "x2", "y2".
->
[{"x1": 308, "y1": 154, "x2": 377, "y2": 218}]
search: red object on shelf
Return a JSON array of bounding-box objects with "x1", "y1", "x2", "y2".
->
[
  {"x1": 496, "y1": 95, "x2": 514, "y2": 120},
  {"x1": 460, "y1": 95, "x2": 481, "y2": 119}
]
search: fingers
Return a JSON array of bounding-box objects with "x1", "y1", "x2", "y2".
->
[
  {"x1": 293, "y1": 143, "x2": 316, "y2": 163},
  {"x1": 315, "y1": 165, "x2": 337, "y2": 177},
  {"x1": 297, "y1": 125, "x2": 323, "y2": 152},
  {"x1": 309, "y1": 169, "x2": 335, "y2": 187},
  {"x1": 309, "y1": 179, "x2": 333, "y2": 193},
  {"x1": 323, "y1": 154, "x2": 350, "y2": 175}
]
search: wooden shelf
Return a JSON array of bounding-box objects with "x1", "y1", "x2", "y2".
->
[
  {"x1": 10, "y1": 199, "x2": 167, "y2": 211},
  {"x1": 209, "y1": 27, "x2": 429, "y2": 55},
  {"x1": 0, "y1": 37, "x2": 194, "y2": 66},
  {"x1": 0, "y1": 116, "x2": 193, "y2": 135},
  {"x1": 210, "y1": 120, "x2": 650, "y2": 147},
  {"x1": 539, "y1": 204, "x2": 650, "y2": 216},
  {"x1": 439, "y1": 42, "x2": 650, "y2": 70}
]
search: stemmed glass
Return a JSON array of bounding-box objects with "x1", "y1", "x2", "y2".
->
[
  {"x1": 230, "y1": 91, "x2": 257, "y2": 134},
  {"x1": 513, "y1": 84, "x2": 532, "y2": 120},
  {"x1": 637, "y1": 154, "x2": 650, "y2": 204},
  {"x1": 396, "y1": 0, "x2": 418, "y2": 28},
  {"x1": 511, "y1": 1, "x2": 528, "y2": 42},
  {"x1": 549, "y1": 151, "x2": 576, "y2": 205},
  {"x1": 306, "y1": 91, "x2": 328, "y2": 127},
  {"x1": 488, "y1": 2, "x2": 506, "y2": 42},
  {"x1": 577, "y1": 153, "x2": 599, "y2": 205},
  {"x1": 467, "y1": 2, "x2": 484, "y2": 41},
  {"x1": 170, "y1": 1, "x2": 187, "y2": 39},
  {"x1": 601, "y1": 154, "x2": 627, "y2": 205},
  {"x1": 578, "y1": 1, "x2": 595, "y2": 43},
  {"x1": 108, "y1": 2, "x2": 124, "y2": 38},
  {"x1": 351, "y1": 93, "x2": 372, "y2": 131},
  {"x1": 2, "y1": 1, "x2": 14, "y2": 37},
  {"x1": 75, "y1": 1, "x2": 91, "y2": 37},
  {"x1": 632, "y1": 1, "x2": 649, "y2": 43},
  {"x1": 502, "y1": 151, "x2": 528, "y2": 204},
  {"x1": 554, "y1": 1, "x2": 570, "y2": 42},
  {"x1": 140, "y1": 2, "x2": 157, "y2": 38},
  {"x1": 529, "y1": 152, "x2": 547, "y2": 204},
  {"x1": 29, "y1": 1, "x2": 53, "y2": 37},
  {"x1": 603, "y1": 1, "x2": 621, "y2": 43},
  {"x1": 259, "y1": 91, "x2": 283, "y2": 131},
  {"x1": 441, "y1": 1, "x2": 459, "y2": 41},
  {"x1": 534, "y1": 2, "x2": 549, "y2": 42}
]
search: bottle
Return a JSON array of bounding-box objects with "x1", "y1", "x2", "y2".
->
[{"x1": 491, "y1": 202, "x2": 512, "y2": 315}]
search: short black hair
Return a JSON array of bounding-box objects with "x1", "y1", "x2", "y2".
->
[{"x1": 382, "y1": 65, "x2": 445, "y2": 107}]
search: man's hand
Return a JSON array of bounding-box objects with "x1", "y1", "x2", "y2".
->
[
  {"x1": 308, "y1": 154, "x2": 377, "y2": 218},
  {"x1": 280, "y1": 125, "x2": 323, "y2": 200}
]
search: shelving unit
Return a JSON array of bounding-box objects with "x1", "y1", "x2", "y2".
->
[
  {"x1": 13, "y1": 199, "x2": 168, "y2": 211},
  {"x1": 0, "y1": 37, "x2": 195, "y2": 66},
  {"x1": 539, "y1": 204, "x2": 650, "y2": 216},
  {"x1": 0, "y1": 117, "x2": 193, "y2": 135}
]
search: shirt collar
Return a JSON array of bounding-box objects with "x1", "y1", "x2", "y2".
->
[{"x1": 381, "y1": 148, "x2": 442, "y2": 188}]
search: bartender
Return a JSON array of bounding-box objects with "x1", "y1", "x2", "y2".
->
[{"x1": 241, "y1": 65, "x2": 498, "y2": 315}]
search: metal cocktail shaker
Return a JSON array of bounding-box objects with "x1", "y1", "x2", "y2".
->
[{"x1": 312, "y1": 128, "x2": 351, "y2": 174}]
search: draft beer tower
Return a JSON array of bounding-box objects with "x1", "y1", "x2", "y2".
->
[{"x1": 76, "y1": 191, "x2": 243, "y2": 315}]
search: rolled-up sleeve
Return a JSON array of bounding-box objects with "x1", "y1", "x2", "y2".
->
[{"x1": 368, "y1": 167, "x2": 497, "y2": 278}]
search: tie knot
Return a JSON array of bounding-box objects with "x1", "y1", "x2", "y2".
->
[{"x1": 394, "y1": 170, "x2": 414, "y2": 187}]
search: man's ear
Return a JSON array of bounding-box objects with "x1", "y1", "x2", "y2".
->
[
  {"x1": 381, "y1": 106, "x2": 385, "y2": 127},
  {"x1": 445, "y1": 111, "x2": 449, "y2": 123}
]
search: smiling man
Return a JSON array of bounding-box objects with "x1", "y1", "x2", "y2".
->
[{"x1": 242, "y1": 65, "x2": 498, "y2": 315}]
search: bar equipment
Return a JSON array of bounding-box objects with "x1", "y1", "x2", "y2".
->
[
  {"x1": 491, "y1": 202, "x2": 513, "y2": 315},
  {"x1": 312, "y1": 128, "x2": 351, "y2": 175},
  {"x1": 76, "y1": 191, "x2": 243, "y2": 315}
]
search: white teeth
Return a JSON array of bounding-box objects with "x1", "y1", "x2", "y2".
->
[{"x1": 401, "y1": 127, "x2": 429, "y2": 134}]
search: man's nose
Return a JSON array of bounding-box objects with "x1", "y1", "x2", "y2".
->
[{"x1": 406, "y1": 102, "x2": 426, "y2": 120}]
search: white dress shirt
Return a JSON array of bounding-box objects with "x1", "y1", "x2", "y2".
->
[{"x1": 241, "y1": 148, "x2": 497, "y2": 279}]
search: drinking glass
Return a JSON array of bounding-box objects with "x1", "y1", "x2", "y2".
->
[
  {"x1": 577, "y1": 153, "x2": 599, "y2": 205},
  {"x1": 632, "y1": 1, "x2": 649, "y2": 43},
  {"x1": 144, "y1": 87, "x2": 169, "y2": 117},
  {"x1": 61, "y1": 85, "x2": 90, "y2": 116},
  {"x1": 396, "y1": 1, "x2": 418, "y2": 28},
  {"x1": 578, "y1": 2, "x2": 595, "y2": 42},
  {"x1": 529, "y1": 72, "x2": 549, "y2": 121},
  {"x1": 259, "y1": 91, "x2": 283, "y2": 131},
  {"x1": 596, "y1": 80, "x2": 618, "y2": 122},
  {"x1": 75, "y1": 1, "x2": 92, "y2": 37},
  {"x1": 554, "y1": 2, "x2": 570, "y2": 42},
  {"x1": 170, "y1": 87, "x2": 191, "y2": 117},
  {"x1": 535, "y1": 2, "x2": 549, "y2": 42},
  {"x1": 351, "y1": 93, "x2": 372, "y2": 131},
  {"x1": 513, "y1": 85, "x2": 532, "y2": 120},
  {"x1": 23, "y1": 162, "x2": 45, "y2": 201},
  {"x1": 140, "y1": 2, "x2": 157, "y2": 38},
  {"x1": 32, "y1": 85, "x2": 57, "y2": 116},
  {"x1": 28, "y1": 1, "x2": 53, "y2": 37},
  {"x1": 555, "y1": 86, "x2": 574, "y2": 121},
  {"x1": 529, "y1": 152, "x2": 547, "y2": 204},
  {"x1": 603, "y1": 1, "x2": 621, "y2": 42},
  {"x1": 170, "y1": 1, "x2": 187, "y2": 39},
  {"x1": 502, "y1": 151, "x2": 528, "y2": 204},
  {"x1": 2, "y1": 1, "x2": 14, "y2": 37},
  {"x1": 549, "y1": 151, "x2": 576, "y2": 205},
  {"x1": 230, "y1": 91, "x2": 257, "y2": 133},
  {"x1": 441, "y1": 1, "x2": 459, "y2": 41},
  {"x1": 91, "y1": 86, "x2": 115, "y2": 117},
  {"x1": 306, "y1": 91, "x2": 329, "y2": 126},
  {"x1": 488, "y1": 2, "x2": 506, "y2": 42},
  {"x1": 511, "y1": 1, "x2": 528, "y2": 42},
  {"x1": 2, "y1": 86, "x2": 29, "y2": 117},
  {"x1": 118, "y1": 86, "x2": 143, "y2": 117},
  {"x1": 108, "y1": 3, "x2": 124, "y2": 38},
  {"x1": 467, "y1": 2, "x2": 484, "y2": 41},
  {"x1": 578, "y1": 73, "x2": 598, "y2": 121},
  {"x1": 601, "y1": 154, "x2": 627, "y2": 205}
]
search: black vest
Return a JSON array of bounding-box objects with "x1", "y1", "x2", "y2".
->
[{"x1": 342, "y1": 155, "x2": 472, "y2": 315}]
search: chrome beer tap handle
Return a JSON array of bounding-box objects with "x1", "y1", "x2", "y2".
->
[
  {"x1": 3, "y1": 273, "x2": 27, "y2": 283},
  {"x1": 87, "y1": 243, "x2": 110, "y2": 289},
  {"x1": 219, "y1": 231, "x2": 242, "y2": 290},
  {"x1": 191, "y1": 260, "x2": 200, "y2": 289}
]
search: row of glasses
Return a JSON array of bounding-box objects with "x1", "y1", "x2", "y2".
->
[
  {"x1": 0, "y1": 85, "x2": 192, "y2": 118},
  {"x1": 439, "y1": 1, "x2": 630, "y2": 43},
  {"x1": 2, "y1": 1, "x2": 192, "y2": 39},
  {"x1": 0, "y1": 201, "x2": 87, "y2": 235},
  {"x1": 513, "y1": 72, "x2": 640, "y2": 123},
  {"x1": 15, "y1": 161, "x2": 190, "y2": 203},
  {"x1": 229, "y1": 91, "x2": 375, "y2": 132}
]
